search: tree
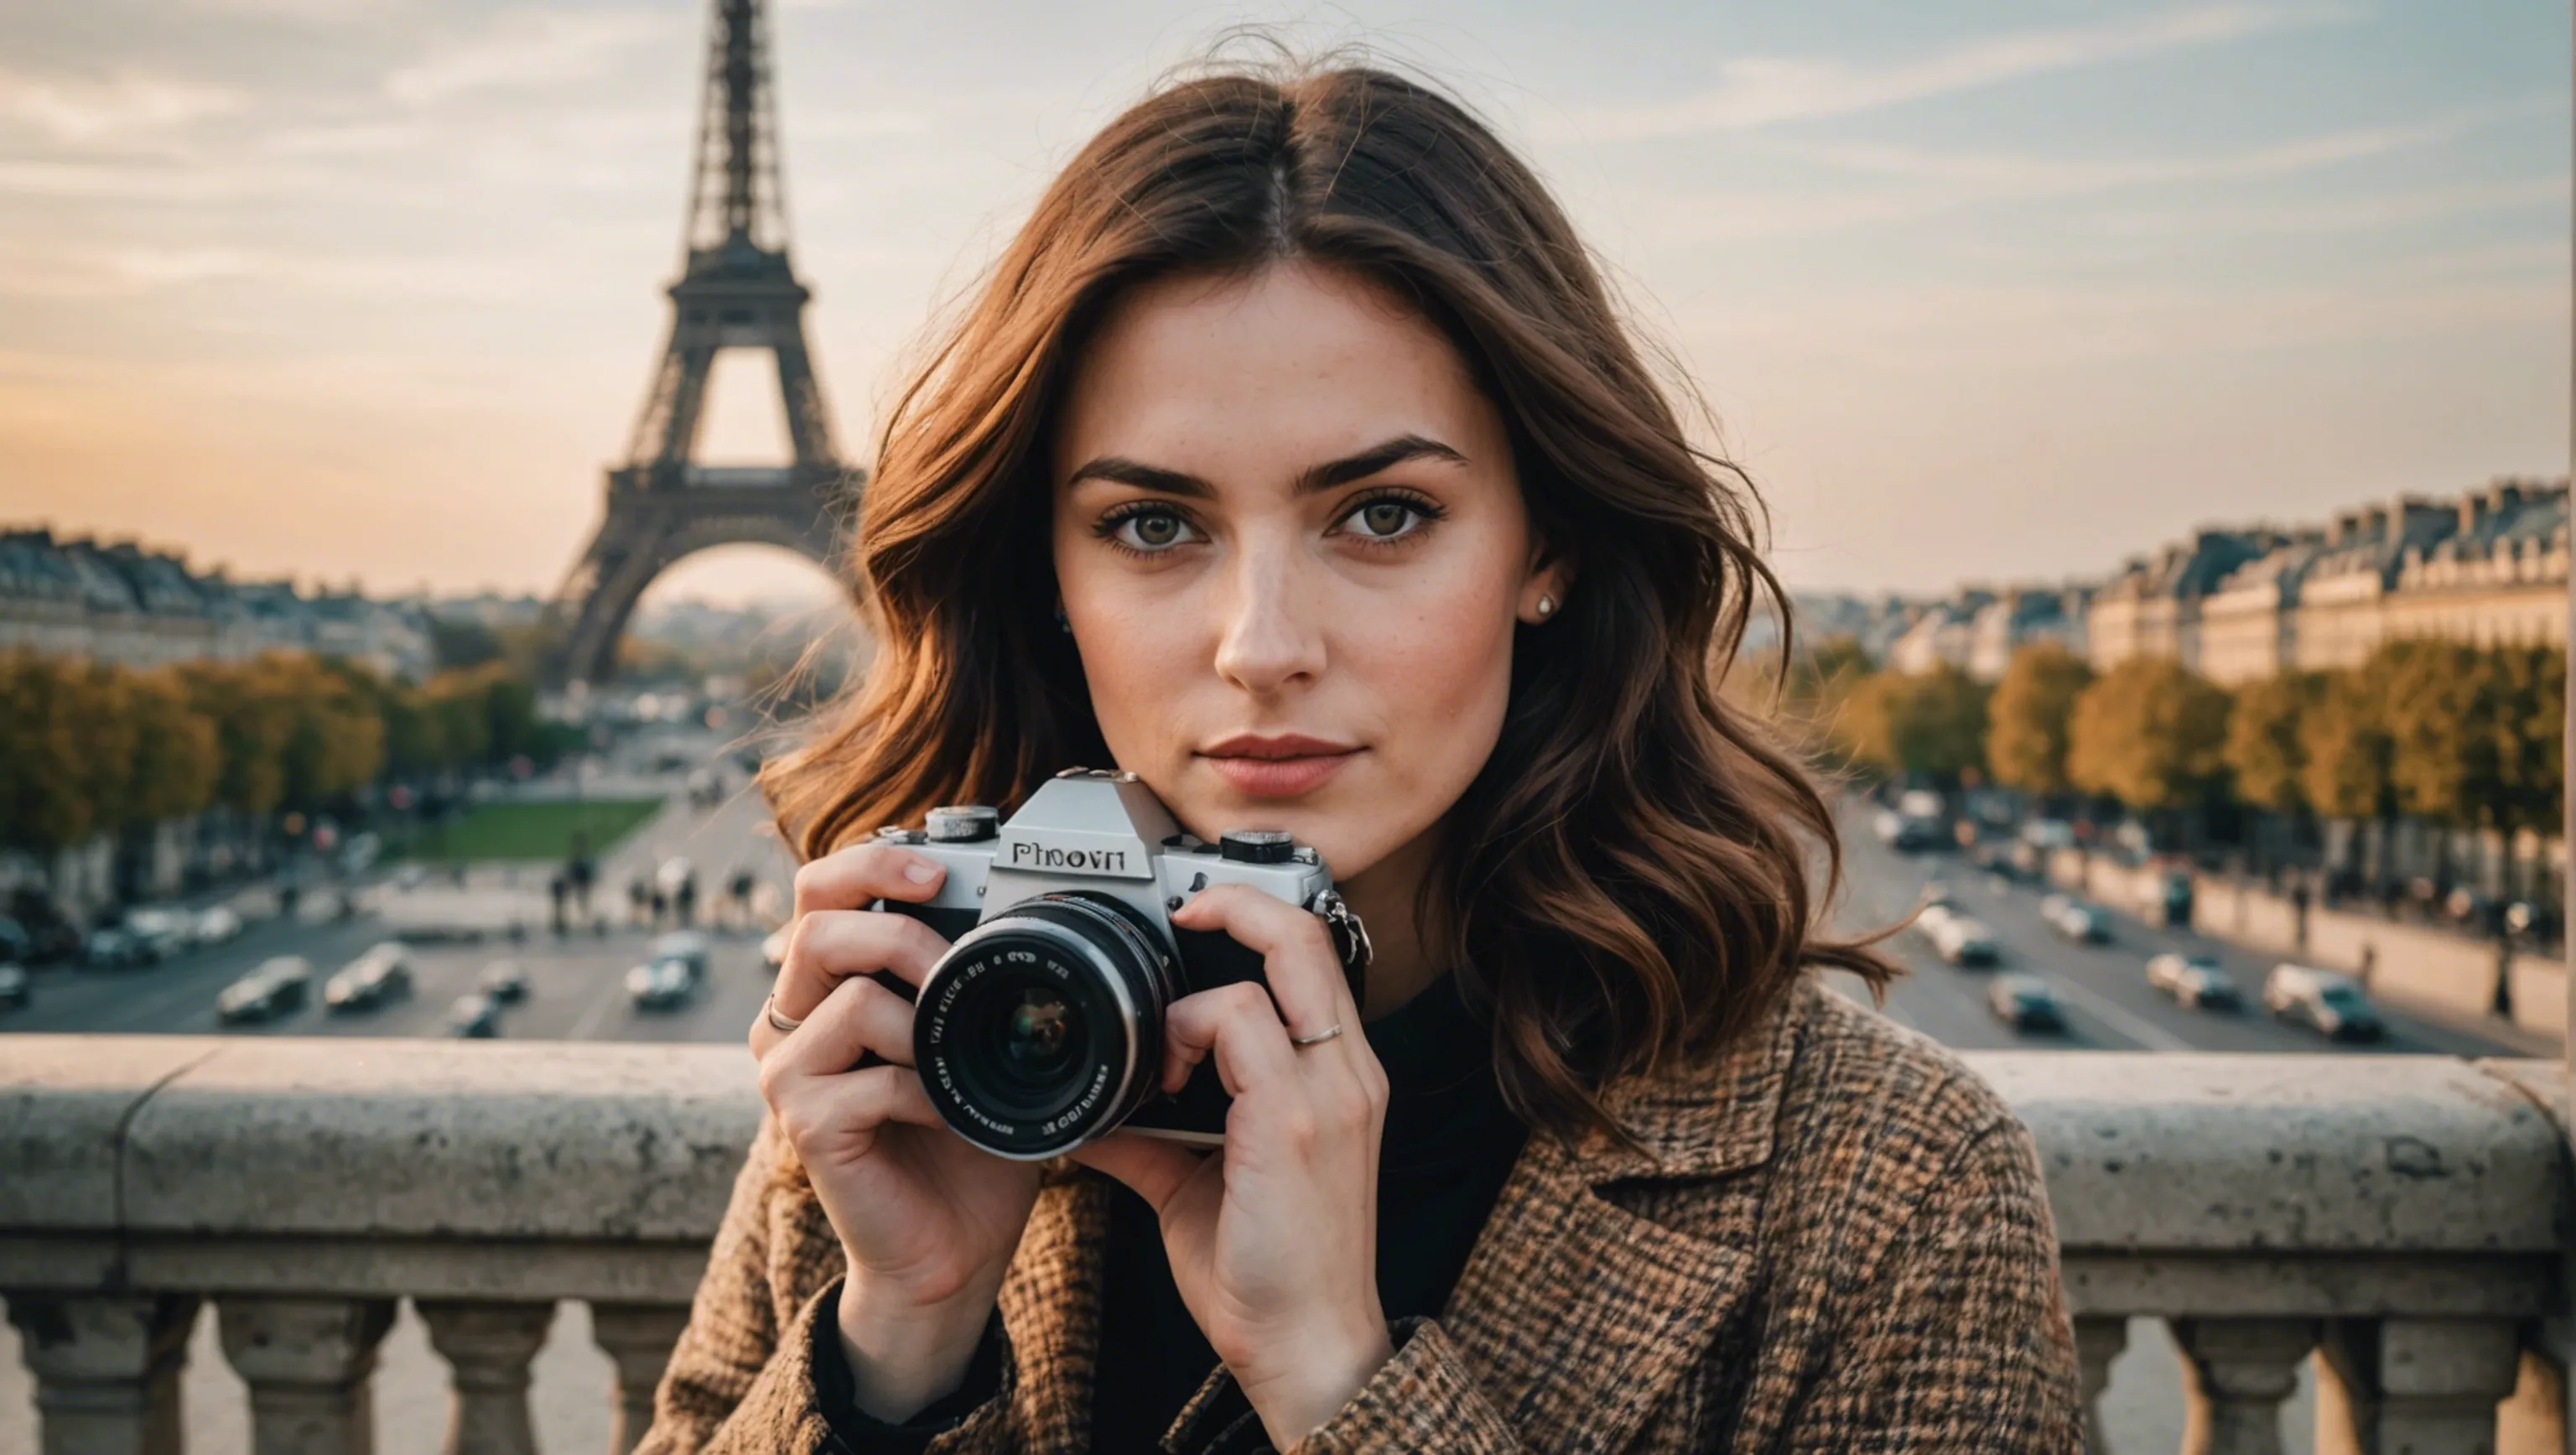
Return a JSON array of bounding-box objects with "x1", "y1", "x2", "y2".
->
[
  {"x1": 176, "y1": 660, "x2": 294, "y2": 818},
  {"x1": 2225, "y1": 670, "x2": 2319, "y2": 814},
  {"x1": 117, "y1": 667, "x2": 219, "y2": 829},
  {"x1": 2489, "y1": 644, "x2": 2564, "y2": 838},
  {"x1": 2375, "y1": 640, "x2": 2508, "y2": 830},
  {"x1": 2298, "y1": 666, "x2": 2390, "y2": 824},
  {"x1": 262, "y1": 653, "x2": 385, "y2": 809},
  {"x1": 1986, "y1": 643, "x2": 2093, "y2": 798},
  {"x1": 2065, "y1": 657, "x2": 2231, "y2": 814},
  {"x1": 1832, "y1": 663, "x2": 1990, "y2": 784},
  {"x1": 0, "y1": 653, "x2": 102, "y2": 855}
]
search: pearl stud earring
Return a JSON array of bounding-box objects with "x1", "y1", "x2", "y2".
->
[{"x1": 1535, "y1": 594, "x2": 1556, "y2": 619}]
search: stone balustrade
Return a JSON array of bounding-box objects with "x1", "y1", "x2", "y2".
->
[{"x1": 0, "y1": 1036, "x2": 2566, "y2": 1454}]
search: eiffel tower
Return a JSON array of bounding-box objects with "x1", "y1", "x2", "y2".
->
[{"x1": 547, "y1": 0, "x2": 859, "y2": 689}]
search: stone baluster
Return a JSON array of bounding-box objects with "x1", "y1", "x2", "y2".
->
[
  {"x1": 2171, "y1": 1317, "x2": 2316, "y2": 1455},
  {"x1": 591, "y1": 1302, "x2": 693, "y2": 1453},
  {"x1": 3, "y1": 1293, "x2": 197, "y2": 1455},
  {"x1": 218, "y1": 1296, "x2": 397, "y2": 1455},
  {"x1": 418, "y1": 1299, "x2": 555, "y2": 1455},
  {"x1": 2072, "y1": 1316, "x2": 2127, "y2": 1455},
  {"x1": 2315, "y1": 1317, "x2": 2522, "y2": 1455}
]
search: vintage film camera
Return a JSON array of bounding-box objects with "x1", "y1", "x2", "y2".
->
[{"x1": 871, "y1": 768, "x2": 1370, "y2": 1160}]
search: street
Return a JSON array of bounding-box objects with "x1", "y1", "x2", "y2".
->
[{"x1": 1821, "y1": 802, "x2": 2524, "y2": 1060}]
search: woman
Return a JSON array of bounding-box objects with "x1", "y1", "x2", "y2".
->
[{"x1": 644, "y1": 61, "x2": 2081, "y2": 1454}]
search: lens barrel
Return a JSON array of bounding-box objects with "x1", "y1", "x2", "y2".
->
[{"x1": 909, "y1": 893, "x2": 1175, "y2": 1159}]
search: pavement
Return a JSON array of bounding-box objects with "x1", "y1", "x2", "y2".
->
[{"x1": 8, "y1": 782, "x2": 2528, "y2": 1453}]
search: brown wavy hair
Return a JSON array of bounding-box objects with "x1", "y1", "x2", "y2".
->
[{"x1": 763, "y1": 59, "x2": 1898, "y2": 1141}]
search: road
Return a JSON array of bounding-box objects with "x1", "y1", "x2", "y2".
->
[
  {"x1": 1820, "y1": 804, "x2": 2522, "y2": 1060},
  {"x1": 1, "y1": 779, "x2": 797, "y2": 1049}
]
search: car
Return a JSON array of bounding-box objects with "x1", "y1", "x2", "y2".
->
[
  {"x1": 2263, "y1": 964, "x2": 2385, "y2": 1042},
  {"x1": 0, "y1": 917, "x2": 31, "y2": 965},
  {"x1": 324, "y1": 953, "x2": 414, "y2": 1012},
  {"x1": 443, "y1": 993, "x2": 501, "y2": 1038},
  {"x1": 5, "y1": 890, "x2": 86, "y2": 964},
  {"x1": 2045, "y1": 898, "x2": 2112, "y2": 943},
  {"x1": 123, "y1": 907, "x2": 195, "y2": 962},
  {"x1": 2146, "y1": 953, "x2": 2241, "y2": 1010},
  {"x1": 761, "y1": 924, "x2": 791, "y2": 974},
  {"x1": 651, "y1": 931, "x2": 713, "y2": 978},
  {"x1": 217, "y1": 957, "x2": 313, "y2": 1023},
  {"x1": 656, "y1": 856, "x2": 695, "y2": 896},
  {"x1": 1987, "y1": 973, "x2": 2065, "y2": 1031},
  {"x1": 1888, "y1": 814, "x2": 1948, "y2": 853},
  {"x1": 84, "y1": 927, "x2": 151, "y2": 969},
  {"x1": 0, "y1": 962, "x2": 27, "y2": 1011},
  {"x1": 1911, "y1": 903, "x2": 1955, "y2": 943},
  {"x1": 478, "y1": 960, "x2": 530, "y2": 1002},
  {"x1": 626, "y1": 957, "x2": 701, "y2": 1009},
  {"x1": 1931, "y1": 916, "x2": 2001, "y2": 967},
  {"x1": 192, "y1": 905, "x2": 246, "y2": 945}
]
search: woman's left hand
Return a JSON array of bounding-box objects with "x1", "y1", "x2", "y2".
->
[{"x1": 1072, "y1": 883, "x2": 1394, "y2": 1448}]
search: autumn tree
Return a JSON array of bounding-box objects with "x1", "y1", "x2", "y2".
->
[
  {"x1": 1986, "y1": 643, "x2": 2093, "y2": 798},
  {"x1": 117, "y1": 667, "x2": 220, "y2": 829},
  {"x1": 2225, "y1": 670, "x2": 2319, "y2": 814},
  {"x1": 2065, "y1": 657, "x2": 2231, "y2": 817},
  {"x1": 1832, "y1": 663, "x2": 1990, "y2": 785},
  {"x1": 0, "y1": 653, "x2": 103, "y2": 855}
]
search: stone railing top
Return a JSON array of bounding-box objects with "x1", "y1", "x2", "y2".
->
[{"x1": 0, "y1": 1038, "x2": 2563, "y2": 1255}]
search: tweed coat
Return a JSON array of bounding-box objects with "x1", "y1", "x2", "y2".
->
[{"x1": 638, "y1": 976, "x2": 2084, "y2": 1453}]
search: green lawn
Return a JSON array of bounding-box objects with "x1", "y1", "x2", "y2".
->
[{"x1": 394, "y1": 798, "x2": 664, "y2": 864}]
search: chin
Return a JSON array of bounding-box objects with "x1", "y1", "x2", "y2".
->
[{"x1": 1166, "y1": 773, "x2": 1403, "y2": 883}]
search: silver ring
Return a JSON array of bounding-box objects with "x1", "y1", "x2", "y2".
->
[
  {"x1": 1290, "y1": 1023, "x2": 1345, "y2": 1048},
  {"x1": 764, "y1": 995, "x2": 803, "y2": 1034}
]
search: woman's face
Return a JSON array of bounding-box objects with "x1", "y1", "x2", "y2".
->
[{"x1": 1050, "y1": 259, "x2": 1562, "y2": 883}]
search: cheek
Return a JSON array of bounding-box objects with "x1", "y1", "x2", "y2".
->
[
  {"x1": 1055, "y1": 553, "x2": 1202, "y2": 757},
  {"x1": 1340, "y1": 556, "x2": 1519, "y2": 777}
]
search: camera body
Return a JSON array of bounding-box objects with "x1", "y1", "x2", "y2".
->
[{"x1": 872, "y1": 768, "x2": 1368, "y2": 1160}]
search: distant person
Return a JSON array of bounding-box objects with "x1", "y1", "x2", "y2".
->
[
  {"x1": 627, "y1": 876, "x2": 651, "y2": 929},
  {"x1": 2290, "y1": 876, "x2": 2312, "y2": 952},
  {"x1": 649, "y1": 887, "x2": 667, "y2": 928},
  {"x1": 2357, "y1": 941, "x2": 2379, "y2": 991},
  {"x1": 547, "y1": 873, "x2": 569, "y2": 938},
  {"x1": 674, "y1": 872, "x2": 698, "y2": 929},
  {"x1": 654, "y1": 65, "x2": 2077, "y2": 1455},
  {"x1": 728, "y1": 868, "x2": 756, "y2": 929}
]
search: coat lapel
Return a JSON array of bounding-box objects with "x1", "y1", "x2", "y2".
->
[{"x1": 1437, "y1": 982, "x2": 1810, "y2": 1454}]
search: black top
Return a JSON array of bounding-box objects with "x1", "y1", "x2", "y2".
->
[{"x1": 815, "y1": 972, "x2": 1529, "y2": 1454}]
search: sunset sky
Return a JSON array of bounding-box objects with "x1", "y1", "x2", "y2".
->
[{"x1": 2, "y1": 1, "x2": 2566, "y2": 607}]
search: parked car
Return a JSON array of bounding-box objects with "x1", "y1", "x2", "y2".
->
[
  {"x1": 218, "y1": 957, "x2": 313, "y2": 1023},
  {"x1": 191, "y1": 905, "x2": 246, "y2": 946},
  {"x1": 1987, "y1": 973, "x2": 2065, "y2": 1032},
  {"x1": 2146, "y1": 953, "x2": 2241, "y2": 1011},
  {"x1": 651, "y1": 931, "x2": 713, "y2": 978},
  {"x1": 84, "y1": 927, "x2": 151, "y2": 970},
  {"x1": 123, "y1": 907, "x2": 195, "y2": 962},
  {"x1": 0, "y1": 962, "x2": 28, "y2": 1011},
  {"x1": 444, "y1": 993, "x2": 501, "y2": 1038},
  {"x1": 2044, "y1": 897, "x2": 2112, "y2": 943},
  {"x1": 1931, "y1": 916, "x2": 2001, "y2": 968},
  {"x1": 5, "y1": 889, "x2": 86, "y2": 964},
  {"x1": 478, "y1": 960, "x2": 530, "y2": 1002},
  {"x1": 0, "y1": 917, "x2": 30, "y2": 966},
  {"x1": 626, "y1": 956, "x2": 701, "y2": 1009},
  {"x1": 324, "y1": 952, "x2": 414, "y2": 1012},
  {"x1": 2263, "y1": 964, "x2": 2385, "y2": 1042}
]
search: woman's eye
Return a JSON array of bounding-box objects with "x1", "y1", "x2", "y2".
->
[
  {"x1": 1109, "y1": 508, "x2": 1197, "y2": 551},
  {"x1": 1344, "y1": 498, "x2": 1430, "y2": 541}
]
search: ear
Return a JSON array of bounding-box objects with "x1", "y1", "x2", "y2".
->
[{"x1": 1515, "y1": 535, "x2": 1576, "y2": 625}]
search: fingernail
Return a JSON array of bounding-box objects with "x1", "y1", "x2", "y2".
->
[{"x1": 904, "y1": 860, "x2": 940, "y2": 884}]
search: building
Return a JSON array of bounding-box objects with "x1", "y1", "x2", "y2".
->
[
  {"x1": 1967, "y1": 586, "x2": 2090, "y2": 682},
  {"x1": 2199, "y1": 533, "x2": 2326, "y2": 686},
  {"x1": 2291, "y1": 497, "x2": 2468, "y2": 672},
  {"x1": 0, "y1": 527, "x2": 437, "y2": 681},
  {"x1": 1885, "y1": 588, "x2": 1994, "y2": 676},
  {"x1": 2084, "y1": 528, "x2": 2282, "y2": 676},
  {"x1": 2380, "y1": 479, "x2": 2568, "y2": 653}
]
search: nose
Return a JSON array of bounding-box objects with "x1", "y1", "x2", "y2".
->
[{"x1": 1210, "y1": 536, "x2": 1326, "y2": 698}]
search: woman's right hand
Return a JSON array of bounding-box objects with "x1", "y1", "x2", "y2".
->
[{"x1": 750, "y1": 841, "x2": 1043, "y2": 1422}]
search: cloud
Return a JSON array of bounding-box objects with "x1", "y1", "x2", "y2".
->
[
  {"x1": 0, "y1": 66, "x2": 244, "y2": 144},
  {"x1": 1563, "y1": 3, "x2": 2350, "y2": 140},
  {"x1": 2088, "y1": 176, "x2": 2569, "y2": 237},
  {"x1": 385, "y1": 11, "x2": 678, "y2": 105}
]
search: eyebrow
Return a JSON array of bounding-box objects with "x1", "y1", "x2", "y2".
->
[{"x1": 1064, "y1": 433, "x2": 1468, "y2": 499}]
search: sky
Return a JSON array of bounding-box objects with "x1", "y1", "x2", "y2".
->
[{"x1": 0, "y1": 0, "x2": 2566, "y2": 607}]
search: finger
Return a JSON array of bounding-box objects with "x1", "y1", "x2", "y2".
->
[
  {"x1": 772, "y1": 1063, "x2": 947, "y2": 1156},
  {"x1": 792, "y1": 840, "x2": 947, "y2": 920},
  {"x1": 1161, "y1": 980, "x2": 1301, "y2": 1099},
  {"x1": 763, "y1": 974, "x2": 917, "y2": 1088},
  {"x1": 1067, "y1": 1131, "x2": 1207, "y2": 1213},
  {"x1": 774, "y1": 906, "x2": 951, "y2": 1023},
  {"x1": 1170, "y1": 884, "x2": 1354, "y2": 1039}
]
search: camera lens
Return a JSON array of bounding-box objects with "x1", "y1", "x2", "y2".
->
[
  {"x1": 911, "y1": 892, "x2": 1176, "y2": 1159},
  {"x1": 992, "y1": 986, "x2": 1082, "y2": 1086}
]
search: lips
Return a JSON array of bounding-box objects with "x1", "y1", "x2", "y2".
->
[{"x1": 1198, "y1": 733, "x2": 1363, "y2": 798}]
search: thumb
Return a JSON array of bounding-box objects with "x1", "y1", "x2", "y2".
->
[{"x1": 1068, "y1": 1132, "x2": 1205, "y2": 1213}]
